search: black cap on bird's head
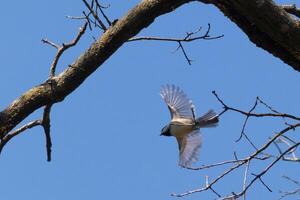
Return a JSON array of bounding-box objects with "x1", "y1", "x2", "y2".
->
[{"x1": 161, "y1": 125, "x2": 171, "y2": 136}]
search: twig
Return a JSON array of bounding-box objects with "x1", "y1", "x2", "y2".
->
[
  {"x1": 95, "y1": 0, "x2": 112, "y2": 26},
  {"x1": 282, "y1": 175, "x2": 300, "y2": 186},
  {"x1": 257, "y1": 97, "x2": 280, "y2": 114},
  {"x1": 279, "y1": 176, "x2": 300, "y2": 199},
  {"x1": 129, "y1": 24, "x2": 223, "y2": 42},
  {"x1": 0, "y1": 120, "x2": 42, "y2": 154},
  {"x1": 212, "y1": 91, "x2": 300, "y2": 121},
  {"x1": 178, "y1": 41, "x2": 192, "y2": 65},
  {"x1": 243, "y1": 160, "x2": 250, "y2": 200},
  {"x1": 172, "y1": 123, "x2": 300, "y2": 198},
  {"x1": 128, "y1": 24, "x2": 224, "y2": 65},
  {"x1": 42, "y1": 22, "x2": 88, "y2": 77},
  {"x1": 82, "y1": 0, "x2": 107, "y2": 30},
  {"x1": 221, "y1": 142, "x2": 300, "y2": 200},
  {"x1": 236, "y1": 98, "x2": 258, "y2": 143},
  {"x1": 66, "y1": 16, "x2": 87, "y2": 20}
]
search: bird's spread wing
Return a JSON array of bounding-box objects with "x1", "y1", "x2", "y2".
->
[
  {"x1": 176, "y1": 130, "x2": 202, "y2": 167},
  {"x1": 160, "y1": 84, "x2": 195, "y2": 120}
]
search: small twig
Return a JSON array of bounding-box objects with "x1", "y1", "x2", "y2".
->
[
  {"x1": 257, "y1": 97, "x2": 280, "y2": 114},
  {"x1": 236, "y1": 98, "x2": 258, "y2": 143},
  {"x1": 212, "y1": 91, "x2": 300, "y2": 121},
  {"x1": 178, "y1": 41, "x2": 192, "y2": 65},
  {"x1": 172, "y1": 123, "x2": 300, "y2": 198},
  {"x1": 281, "y1": 4, "x2": 300, "y2": 18},
  {"x1": 82, "y1": 0, "x2": 107, "y2": 30},
  {"x1": 282, "y1": 175, "x2": 300, "y2": 186},
  {"x1": 171, "y1": 161, "x2": 246, "y2": 197},
  {"x1": 128, "y1": 24, "x2": 223, "y2": 65},
  {"x1": 42, "y1": 22, "x2": 88, "y2": 77},
  {"x1": 66, "y1": 15, "x2": 87, "y2": 20},
  {"x1": 279, "y1": 176, "x2": 300, "y2": 199},
  {"x1": 220, "y1": 142, "x2": 300, "y2": 200},
  {"x1": 253, "y1": 173, "x2": 272, "y2": 192},
  {"x1": 0, "y1": 120, "x2": 42, "y2": 154},
  {"x1": 243, "y1": 160, "x2": 250, "y2": 200},
  {"x1": 278, "y1": 137, "x2": 299, "y2": 161},
  {"x1": 129, "y1": 24, "x2": 224, "y2": 42},
  {"x1": 95, "y1": 0, "x2": 112, "y2": 26},
  {"x1": 186, "y1": 159, "x2": 244, "y2": 170}
]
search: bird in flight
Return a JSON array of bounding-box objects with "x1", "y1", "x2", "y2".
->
[{"x1": 160, "y1": 84, "x2": 219, "y2": 168}]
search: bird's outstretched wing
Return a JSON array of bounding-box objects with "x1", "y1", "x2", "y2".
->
[
  {"x1": 176, "y1": 130, "x2": 202, "y2": 167},
  {"x1": 160, "y1": 84, "x2": 195, "y2": 120}
]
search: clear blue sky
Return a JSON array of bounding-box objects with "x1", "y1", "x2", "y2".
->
[{"x1": 1, "y1": 0, "x2": 299, "y2": 199}]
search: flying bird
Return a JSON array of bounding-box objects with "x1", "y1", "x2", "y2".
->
[{"x1": 160, "y1": 84, "x2": 218, "y2": 168}]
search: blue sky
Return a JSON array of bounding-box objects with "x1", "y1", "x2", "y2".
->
[{"x1": 1, "y1": 0, "x2": 300, "y2": 199}]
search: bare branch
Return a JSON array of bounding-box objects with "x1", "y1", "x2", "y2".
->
[
  {"x1": 212, "y1": 91, "x2": 300, "y2": 121},
  {"x1": 42, "y1": 22, "x2": 88, "y2": 77},
  {"x1": 128, "y1": 24, "x2": 223, "y2": 65},
  {"x1": 243, "y1": 160, "x2": 250, "y2": 200},
  {"x1": 172, "y1": 122, "x2": 300, "y2": 198},
  {"x1": 128, "y1": 24, "x2": 224, "y2": 42},
  {"x1": 221, "y1": 142, "x2": 300, "y2": 200},
  {"x1": 82, "y1": 0, "x2": 107, "y2": 31},
  {"x1": 42, "y1": 105, "x2": 52, "y2": 161},
  {"x1": 95, "y1": 0, "x2": 112, "y2": 26},
  {"x1": 0, "y1": 120, "x2": 42, "y2": 154}
]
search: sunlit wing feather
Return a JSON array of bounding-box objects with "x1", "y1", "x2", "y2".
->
[
  {"x1": 176, "y1": 130, "x2": 202, "y2": 167},
  {"x1": 160, "y1": 84, "x2": 195, "y2": 120}
]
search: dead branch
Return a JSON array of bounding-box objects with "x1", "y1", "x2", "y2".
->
[
  {"x1": 0, "y1": 120, "x2": 42, "y2": 154},
  {"x1": 171, "y1": 91, "x2": 300, "y2": 198},
  {"x1": 128, "y1": 24, "x2": 224, "y2": 65},
  {"x1": 82, "y1": 0, "x2": 107, "y2": 31},
  {"x1": 42, "y1": 22, "x2": 88, "y2": 77}
]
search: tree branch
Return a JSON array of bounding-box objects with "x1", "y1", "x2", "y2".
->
[
  {"x1": 42, "y1": 22, "x2": 88, "y2": 77},
  {"x1": 281, "y1": 4, "x2": 300, "y2": 18},
  {"x1": 0, "y1": 0, "x2": 196, "y2": 141},
  {"x1": 0, "y1": 120, "x2": 42, "y2": 154},
  {"x1": 199, "y1": 0, "x2": 300, "y2": 72}
]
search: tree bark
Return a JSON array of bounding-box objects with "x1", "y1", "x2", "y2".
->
[{"x1": 199, "y1": 0, "x2": 300, "y2": 72}]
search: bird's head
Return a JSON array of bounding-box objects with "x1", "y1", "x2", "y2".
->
[{"x1": 160, "y1": 124, "x2": 171, "y2": 136}]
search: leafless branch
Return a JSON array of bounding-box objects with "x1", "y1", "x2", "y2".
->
[
  {"x1": 0, "y1": 120, "x2": 42, "y2": 154},
  {"x1": 279, "y1": 176, "x2": 300, "y2": 199},
  {"x1": 82, "y1": 0, "x2": 107, "y2": 31},
  {"x1": 2, "y1": 21, "x2": 88, "y2": 161},
  {"x1": 243, "y1": 160, "x2": 250, "y2": 200},
  {"x1": 128, "y1": 24, "x2": 224, "y2": 65},
  {"x1": 42, "y1": 22, "x2": 88, "y2": 77},
  {"x1": 172, "y1": 91, "x2": 300, "y2": 199},
  {"x1": 212, "y1": 91, "x2": 300, "y2": 121},
  {"x1": 66, "y1": 15, "x2": 87, "y2": 20},
  {"x1": 42, "y1": 105, "x2": 52, "y2": 161},
  {"x1": 94, "y1": 0, "x2": 112, "y2": 26},
  {"x1": 221, "y1": 142, "x2": 300, "y2": 200}
]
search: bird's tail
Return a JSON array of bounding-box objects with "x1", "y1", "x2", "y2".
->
[{"x1": 196, "y1": 110, "x2": 219, "y2": 128}]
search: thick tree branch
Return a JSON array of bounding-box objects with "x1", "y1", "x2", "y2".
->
[
  {"x1": 199, "y1": 0, "x2": 300, "y2": 72},
  {"x1": 0, "y1": 0, "x2": 196, "y2": 138},
  {"x1": 281, "y1": 4, "x2": 300, "y2": 18}
]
